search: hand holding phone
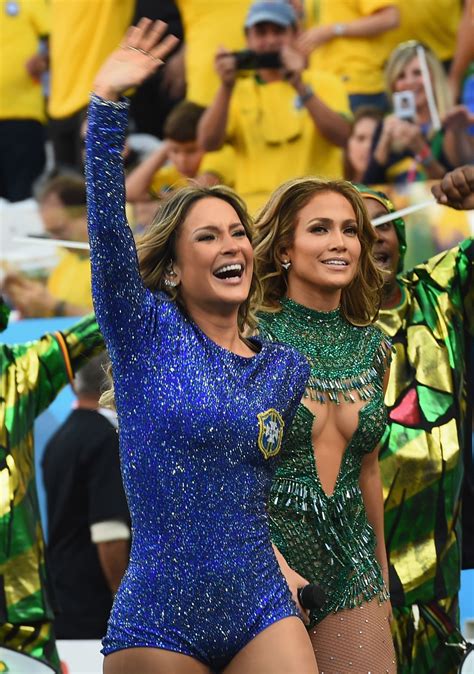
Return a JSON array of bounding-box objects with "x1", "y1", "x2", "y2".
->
[{"x1": 393, "y1": 90, "x2": 416, "y2": 123}]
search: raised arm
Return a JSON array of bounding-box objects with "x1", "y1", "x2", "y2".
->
[
  {"x1": 86, "y1": 20, "x2": 178, "y2": 346},
  {"x1": 197, "y1": 49, "x2": 237, "y2": 151}
]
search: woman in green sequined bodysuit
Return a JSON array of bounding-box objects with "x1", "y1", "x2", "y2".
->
[{"x1": 255, "y1": 178, "x2": 396, "y2": 674}]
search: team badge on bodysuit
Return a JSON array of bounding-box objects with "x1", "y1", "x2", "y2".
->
[{"x1": 257, "y1": 408, "x2": 285, "y2": 459}]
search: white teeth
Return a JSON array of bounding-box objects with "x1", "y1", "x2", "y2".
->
[
  {"x1": 323, "y1": 259, "x2": 348, "y2": 266},
  {"x1": 215, "y1": 264, "x2": 242, "y2": 274}
]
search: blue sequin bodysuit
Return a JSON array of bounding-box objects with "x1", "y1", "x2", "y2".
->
[{"x1": 85, "y1": 95, "x2": 310, "y2": 669}]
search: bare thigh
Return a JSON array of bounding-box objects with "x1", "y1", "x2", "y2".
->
[
  {"x1": 310, "y1": 598, "x2": 396, "y2": 674},
  {"x1": 223, "y1": 616, "x2": 318, "y2": 674},
  {"x1": 103, "y1": 647, "x2": 212, "y2": 674}
]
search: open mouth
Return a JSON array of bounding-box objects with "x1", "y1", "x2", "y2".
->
[
  {"x1": 213, "y1": 263, "x2": 244, "y2": 281},
  {"x1": 321, "y1": 258, "x2": 349, "y2": 267},
  {"x1": 373, "y1": 252, "x2": 389, "y2": 265}
]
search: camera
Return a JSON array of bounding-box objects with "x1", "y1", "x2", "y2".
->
[
  {"x1": 393, "y1": 90, "x2": 416, "y2": 123},
  {"x1": 231, "y1": 49, "x2": 282, "y2": 70}
]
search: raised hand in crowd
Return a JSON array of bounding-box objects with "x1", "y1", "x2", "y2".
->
[
  {"x1": 1, "y1": 272, "x2": 88, "y2": 318},
  {"x1": 432, "y1": 165, "x2": 474, "y2": 210},
  {"x1": 93, "y1": 18, "x2": 179, "y2": 102},
  {"x1": 371, "y1": 114, "x2": 447, "y2": 180},
  {"x1": 280, "y1": 44, "x2": 306, "y2": 87},
  {"x1": 214, "y1": 47, "x2": 238, "y2": 90}
]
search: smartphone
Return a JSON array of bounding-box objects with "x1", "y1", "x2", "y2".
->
[
  {"x1": 393, "y1": 90, "x2": 416, "y2": 123},
  {"x1": 231, "y1": 49, "x2": 282, "y2": 70}
]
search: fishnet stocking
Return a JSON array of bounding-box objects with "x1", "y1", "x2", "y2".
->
[{"x1": 310, "y1": 598, "x2": 396, "y2": 674}]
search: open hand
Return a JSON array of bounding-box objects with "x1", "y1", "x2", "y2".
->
[{"x1": 93, "y1": 18, "x2": 179, "y2": 101}]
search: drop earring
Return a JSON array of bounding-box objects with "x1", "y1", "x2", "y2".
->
[
  {"x1": 281, "y1": 260, "x2": 291, "y2": 271},
  {"x1": 164, "y1": 263, "x2": 178, "y2": 288}
]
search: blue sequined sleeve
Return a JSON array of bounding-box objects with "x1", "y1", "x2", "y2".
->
[{"x1": 85, "y1": 94, "x2": 159, "y2": 356}]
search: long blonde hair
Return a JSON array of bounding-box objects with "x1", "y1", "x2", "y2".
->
[
  {"x1": 385, "y1": 40, "x2": 453, "y2": 121},
  {"x1": 101, "y1": 185, "x2": 261, "y2": 408},
  {"x1": 254, "y1": 177, "x2": 383, "y2": 326}
]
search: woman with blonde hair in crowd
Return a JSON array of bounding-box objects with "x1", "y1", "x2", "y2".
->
[
  {"x1": 363, "y1": 40, "x2": 474, "y2": 185},
  {"x1": 254, "y1": 178, "x2": 396, "y2": 673},
  {"x1": 86, "y1": 18, "x2": 319, "y2": 674}
]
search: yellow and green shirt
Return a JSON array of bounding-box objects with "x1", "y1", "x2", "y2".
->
[
  {"x1": 0, "y1": 314, "x2": 103, "y2": 633},
  {"x1": 378, "y1": 238, "x2": 474, "y2": 607}
]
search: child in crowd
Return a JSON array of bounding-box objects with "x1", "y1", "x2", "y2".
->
[{"x1": 125, "y1": 100, "x2": 234, "y2": 202}]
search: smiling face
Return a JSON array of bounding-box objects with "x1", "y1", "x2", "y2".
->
[
  {"x1": 363, "y1": 197, "x2": 400, "y2": 294},
  {"x1": 282, "y1": 191, "x2": 361, "y2": 307},
  {"x1": 392, "y1": 55, "x2": 428, "y2": 113},
  {"x1": 172, "y1": 197, "x2": 254, "y2": 317}
]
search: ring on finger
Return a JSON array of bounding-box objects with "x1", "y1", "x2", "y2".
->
[{"x1": 126, "y1": 45, "x2": 163, "y2": 64}]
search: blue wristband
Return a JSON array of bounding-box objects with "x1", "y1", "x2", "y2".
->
[{"x1": 295, "y1": 85, "x2": 315, "y2": 110}]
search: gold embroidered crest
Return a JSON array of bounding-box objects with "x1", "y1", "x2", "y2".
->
[{"x1": 257, "y1": 408, "x2": 285, "y2": 459}]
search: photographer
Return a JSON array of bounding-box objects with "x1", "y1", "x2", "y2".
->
[
  {"x1": 363, "y1": 41, "x2": 474, "y2": 185},
  {"x1": 197, "y1": 0, "x2": 351, "y2": 213}
]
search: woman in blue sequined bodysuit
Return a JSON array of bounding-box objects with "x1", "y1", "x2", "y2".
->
[
  {"x1": 255, "y1": 179, "x2": 397, "y2": 673},
  {"x1": 86, "y1": 20, "x2": 319, "y2": 674}
]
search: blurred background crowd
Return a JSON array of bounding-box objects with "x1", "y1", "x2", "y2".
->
[
  {"x1": 1, "y1": 0, "x2": 474, "y2": 322},
  {"x1": 1, "y1": 0, "x2": 474, "y2": 650}
]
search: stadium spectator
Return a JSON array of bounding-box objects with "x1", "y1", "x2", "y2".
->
[
  {"x1": 48, "y1": 0, "x2": 134, "y2": 171},
  {"x1": 43, "y1": 353, "x2": 130, "y2": 639},
  {"x1": 130, "y1": 0, "x2": 185, "y2": 138},
  {"x1": 363, "y1": 41, "x2": 474, "y2": 185},
  {"x1": 298, "y1": 0, "x2": 400, "y2": 112},
  {"x1": 126, "y1": 101, "x2": 235, "y2": 202},
  {"x1": 174, "y1": 0, "x2": 249, "y2": 106},
  {"x1": 0, "y1": 0, "x2": 49, "y2": 202},
  {"x1": 344, "y1": 106, "x2": 384, "y2": 181},
  {"x1": 2, "y1": 175, "x2": 92, "y2": 317},
  {"x1": 448, "y1": 0, "x2": 474, "y2": 101},
  {"x1": 198, "y1": 0, "x2": 351, "y2": 213},
  {"x1": 387, "y1": 0, "x2": 463, "y2": 73}
]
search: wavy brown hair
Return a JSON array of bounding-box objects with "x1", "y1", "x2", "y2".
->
[
  {"x1": 100, "y1": 184, "x2": 261, "y2": 408},
  {"x1": 254, "y1": 177, "x2": 383, "y2": 325}
]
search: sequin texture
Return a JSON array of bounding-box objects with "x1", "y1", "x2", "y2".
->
[
  {"x1": 85, "y1": 95, "x2": 310, "y2": 669},
  {"x1": 259, "y1": 299, "x2": 391, "y2": 627}
]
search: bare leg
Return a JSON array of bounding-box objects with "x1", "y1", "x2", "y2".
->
[
  {"x1": 224, "y1": 616, "x2": 318, "y2": 674},
  {"x1": 103, "y1": 647, "x2": 212, "y2": 674},
  {"x1": 310, "y1": 598, "x2": 396, "y2": 674}
]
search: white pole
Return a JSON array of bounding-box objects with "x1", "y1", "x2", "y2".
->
[
  {"x1": 416, "y1": 45, "x2": 441, "y2": 132},
  {"x1": 371, "y1": 198, "x2": 436, "y2": 226},
  {"x1": 13, "y1": 236, "x2": 90, "y2": 251}
]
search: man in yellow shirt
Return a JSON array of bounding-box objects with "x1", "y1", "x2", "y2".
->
[
  {"x1": 0, "y1": 0, "x2": 49, "y2": 201},
  {"x1": 2, "y1": 176, "x2": 93, "y2": 317},
  {"x1": 48, "y1": 0, "x2": 134, "y2": 170},
  {"x1": 387, "y1": 0, "x2": 462, "y2": 71},
  {"x1": 298, "y1": 0, "x2": 400, "y2": 111},
  {"x1": 198, "y1": 0, "x2": 351, "y2": 214},
  {"x1": 174, "y1": 0, "x2": 250, "y2": 106}
]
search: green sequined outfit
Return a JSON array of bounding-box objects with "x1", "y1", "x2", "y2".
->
[{"x1": 259, "y1": 298, "x2": 391, "y2": 627}]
